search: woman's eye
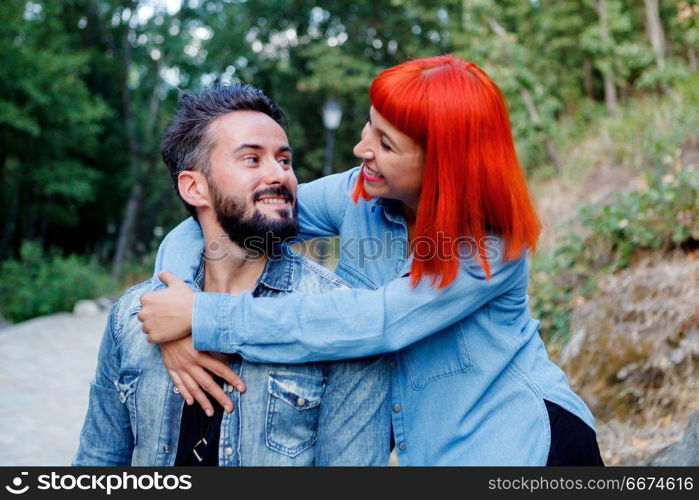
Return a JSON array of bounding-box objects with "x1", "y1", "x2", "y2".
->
[{"x1": 380, "y1": 139, "x2": 392, "y2": 151}]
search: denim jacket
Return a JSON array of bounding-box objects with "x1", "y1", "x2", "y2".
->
[
  {"x1": 154, "y1": 167, "x2": 596, "y2": 465},
  {"x1": 73, "y1": 244, "x2": 390, "y2": 466}
]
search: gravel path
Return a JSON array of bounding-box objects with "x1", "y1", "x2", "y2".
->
[{"x1": 0, "y1": 312, "x2": 108, "y2": 466}]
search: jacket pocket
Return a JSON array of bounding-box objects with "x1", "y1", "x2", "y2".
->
[
  {"x1": 115, "y1": 369, "x2": 142, "y2": 445},
  {"x1": 265, "y1": 371, "x2": 325, "y2": 458},
  {"x1": 402, "y1": 321, "x2": 472, "y2": 390}
]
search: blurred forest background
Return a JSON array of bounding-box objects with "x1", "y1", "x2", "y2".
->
[{"x1": 0, "y1": 0, "x2": 697, "y2": 464}]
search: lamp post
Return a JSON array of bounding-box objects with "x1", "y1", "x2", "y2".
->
[
  {"x1": 322, "y1": 98, "x2": 343, "y2": 177},
  {"x1": 319, "y1": 98, "x2": 342, "y2": 264}
]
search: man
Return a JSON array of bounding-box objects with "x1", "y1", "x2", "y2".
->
[{"x1": 73, "y1": 83, "x2": 390, "y2": 466}]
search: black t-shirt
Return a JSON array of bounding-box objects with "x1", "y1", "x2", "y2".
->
[{"x1": 174, "y1": 377, "x2": 225, "y2": 466}]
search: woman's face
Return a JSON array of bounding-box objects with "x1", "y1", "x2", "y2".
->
[{"x1": 352, "y1": 106, "x2": 424, "y2": 213}]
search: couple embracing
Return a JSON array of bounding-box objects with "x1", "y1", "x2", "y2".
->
[{"x1": 75, "y1": 55, "x2": 603, "y2": 466}]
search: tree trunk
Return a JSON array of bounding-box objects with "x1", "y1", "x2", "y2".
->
[
  {"x1": 643, "y1": 0, "x2": 666, "y2": 71},
  {"x1": 485, "y1": 17, "x2": 563, "y2": 174},
  {"x1": 112, "y1": 15, "x2": 165, "y2": 278},
  {"x1": 595, "y1": 0, "x2": 619, "y2": 115},
  {"x1": 112, "y1": 14, "x2": 141, "y2": 278},
  {"x1": 0, "y1": 176, "x2": 19, "y2": 260},
  {"x1": 520, "y1": 88, "x2": 563, "y2": 174},
  {"x1": 688, "y1": 44, "x2": 698, "y2": 73},
  {"x1": 583, "y1": 55, "x2": 595, "y2": 99}
]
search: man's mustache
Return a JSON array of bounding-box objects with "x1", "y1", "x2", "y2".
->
[{"x1": 252, "y1": 185, "x2": 295, "y2": 204}]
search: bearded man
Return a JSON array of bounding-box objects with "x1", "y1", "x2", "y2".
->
[{"x1": 73, "y1": 83, "x2": 390, "y2": 466}]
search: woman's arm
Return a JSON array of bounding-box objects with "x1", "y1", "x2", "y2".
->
[
  {"x1": 151, "y1": 168, "x2": 357, "y2": 290},
  {"x1": 152, "y1": 216, "x2": 204, "y2": 291},
  {"x1": 295, "y1": 168, "x2": 356, "y2": 239},
  {"x1": 183, "y1": 247, "x2": 527, "y2": 363}
]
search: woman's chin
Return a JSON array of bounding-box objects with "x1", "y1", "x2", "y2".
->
[{"x1": 363, "y1": 183, "x2": 386, "y2": 199}]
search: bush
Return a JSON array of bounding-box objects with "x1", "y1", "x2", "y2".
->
[
  {"x1": 530, "y1": 166, "x2": 698, "y2": 347},
  {"x1": 0, "y1": 241, "x2": 113, "y2": 323}
]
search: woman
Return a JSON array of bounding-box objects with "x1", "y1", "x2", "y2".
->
[{"x1": 144, "y1": 55, "x2": 603, "y2": 465}]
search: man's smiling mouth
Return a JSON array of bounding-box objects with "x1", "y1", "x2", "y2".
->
[
  {"x1": 254, "y1": 186, "x2": 294, "y2": 207},
  {"x1": 257, "y1": 196, "x2": 289, "y2": 205}
]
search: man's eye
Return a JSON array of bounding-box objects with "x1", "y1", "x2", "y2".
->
[
  {"x1": 278, "y1": 157, "x2": 291, "y2": 166},
  {"x1": 243, "y1": 156, "x2": 259, "y2": 164}
]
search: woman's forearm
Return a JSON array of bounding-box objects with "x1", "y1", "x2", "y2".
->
[{"x1": 192, "y1": 253, "x2": 526, "y2": 363}]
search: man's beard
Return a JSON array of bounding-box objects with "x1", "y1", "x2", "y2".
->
[{"x1": 208, "y1": 181, "x2": 299, "y2": 258}]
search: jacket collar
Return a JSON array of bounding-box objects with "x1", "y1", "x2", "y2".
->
[
  {"x1": 370, "y1": 197, "x2": 406, "y2": 225},
  {"x1": 192, "y1": 243, "x2": 295, "y2": 294},
  {"x1": 255, "y1": 244, "x2": 295, "y2": 293}
]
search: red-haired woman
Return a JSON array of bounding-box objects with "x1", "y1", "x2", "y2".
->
[{"x1": 143, "y1": 55, "x2": 603, "y2": 465}]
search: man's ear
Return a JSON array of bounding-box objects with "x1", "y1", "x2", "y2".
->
[{"x1": 177, "y1": 170, "x2": 211, "y2": 210}]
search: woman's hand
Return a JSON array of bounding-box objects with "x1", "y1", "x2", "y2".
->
[
  {"x1": 139, "y1": 271, "x2": 194, "y2": 344},
  {"x1": 161, "y1": 335, "x2": 246, "y2": 416}
]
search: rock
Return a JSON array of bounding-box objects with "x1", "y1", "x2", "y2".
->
[
  {"x1": 559, "y1": 255, "x2": 699, "y2": 421},
  {"x1": 649, "y1": 411, "x2": 699, "y2": 465},
  {"x1": 0, "y1": 312, "x2": 10, "y2": 330},
  {"x1": 73, "y1": 300, "x2": 100, "y2": 317},
  {"x1": 95, "y1": 296, "x2": 115, "y2": 311}
]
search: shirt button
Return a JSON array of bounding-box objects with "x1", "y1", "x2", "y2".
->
[
  {"x1": 398, "y1": 442, "x2": 407, "y2": 451},
  {"x1": 225, "y1": 384, "x2": 233, "y2": 393},
  {"x1": 225, "y1": 447, "x2": 233, "y2": 456},
  {"x1": 163, "y1": 444, "x2": 171, "y2": 453},
  {"x1": 118, "y1": 391, "x2": 126, "y2": 402},
  {"x1": 390, "y1": 360, "x2": 397, "y2": 369},
  {"x1": 393, "y1": 404, "x2": 401, "y2": 413},
  {"x1": 173, "y1": 387, "x2": 179, "y2": 394},
  {"x1": 297, "y1": 397, "x2": 306, "y2": 407}
]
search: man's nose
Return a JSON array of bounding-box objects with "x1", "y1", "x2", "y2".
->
[{"x1": 261, "y1": 158, "x2": 289, "y2": 184}]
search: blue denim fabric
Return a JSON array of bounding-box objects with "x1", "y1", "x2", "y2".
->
[
  {"x1": 152, "y1": 167, "x2": 597, "y2": 465},
  {"x1": 73, "y1": 245, "x2": 391, "y2": 466}
]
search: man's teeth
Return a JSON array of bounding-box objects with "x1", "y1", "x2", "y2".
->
[
  {"x1": 365, "y1": 165, "x2": 384, "y2": 177},
  {"x1": 258, "y1": 198, "x2": 287, "y2": 205}
]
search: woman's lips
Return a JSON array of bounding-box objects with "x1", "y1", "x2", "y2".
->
[{"x1": 362, "y1": 162, "x2": 384, "y2": 183}]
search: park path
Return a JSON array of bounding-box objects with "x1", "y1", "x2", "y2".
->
[{"x1": 0, "y1": 312, "x2": 107, "y2": 465}]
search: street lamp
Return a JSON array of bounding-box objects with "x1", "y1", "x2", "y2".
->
[
  {"x1": 322, "y1": 98, "x2": 343, "y2": 177},
  {"x1": 318, "y1": 98, "x2": 343, "y2": 265}
]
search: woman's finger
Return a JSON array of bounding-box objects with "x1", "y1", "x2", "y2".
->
[
  {"x1": 190, "y1": 365, "x2": 234, "y2": 413},
  {"x1": 167, "y1": 369, "x2": 193, "y2": 406},
  {"x1": 179, "y1": 371, "x2": 214, "y2": 416},
  {"x1": 199, "y1": 355, "x2": 246, "y2": 393}
]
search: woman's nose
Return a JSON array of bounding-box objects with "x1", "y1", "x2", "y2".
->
[{"x1": 353, "y1": 138, "x2": 374, "y2": 160}]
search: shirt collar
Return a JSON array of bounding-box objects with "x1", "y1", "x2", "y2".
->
[
  {"x1": 370, "y1": 197, "x2": 405, "y2": 224},
  {"x1": 255, "y1": 244, "x2": 295, "y2": 293},
  {"x1": 192, "y1": 243, "x2": 295, "y2": 294}
]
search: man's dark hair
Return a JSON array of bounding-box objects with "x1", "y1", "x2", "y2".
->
[{"x1": 161, "y1": 83, "x2": 287, "y2": 218}]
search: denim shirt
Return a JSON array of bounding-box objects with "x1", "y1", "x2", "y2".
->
[
  {"x1": 73, "y1": 244, "x2": 390, "y2": 466},
  {"x1": 154, "y1": 167, "x2": 596, "y2": 465}
]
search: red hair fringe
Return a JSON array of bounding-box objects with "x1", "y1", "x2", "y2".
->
[{"x1": 353, "y1": 55, "x2": 541, "y2": 287}]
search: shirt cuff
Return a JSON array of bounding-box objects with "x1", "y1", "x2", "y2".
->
[{"x1": 192, "y1": 292, "x2": 238, "y2": 353}]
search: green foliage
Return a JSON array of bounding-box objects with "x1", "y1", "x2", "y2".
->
[
  {"x1": 0, "y1": 241, "x2": 113, "y2": 323},
  {"x1": 1, "y1": 0, "x2": 698, "y2": 322},
  {"x1": 578, "y1": 168, "x2": 698, "y2": 268},
  {"x1": 546, "y1": 74, "x2": 699, "y2": 183},
  {"x1": 530, "y1": 167, "x2": 698, "y2": 346}
]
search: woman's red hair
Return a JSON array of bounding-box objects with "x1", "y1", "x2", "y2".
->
[{"x1": 353, "y1": 55, "x2": 540, "y2": 287}]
